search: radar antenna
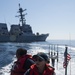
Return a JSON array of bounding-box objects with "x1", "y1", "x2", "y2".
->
[{"x1": 16, "y1": 3, "x2": 27, "y2": 26}]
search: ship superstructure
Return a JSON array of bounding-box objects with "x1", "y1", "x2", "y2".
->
[{"x1": 0, "y1": 4, "x2": 49, "y2": 42}]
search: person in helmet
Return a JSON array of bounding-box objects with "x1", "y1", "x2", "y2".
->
[{"x1": 24, "y1": 52, "x2": 55, "y2": 75}]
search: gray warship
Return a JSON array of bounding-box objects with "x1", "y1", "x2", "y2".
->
[{"x1": 0, "y1": 4, "x2": 49, "y2": 42}]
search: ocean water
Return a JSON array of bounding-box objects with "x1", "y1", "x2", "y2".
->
[{"x1": 0, "y1": 40, "x2": 75, "y2": 75}]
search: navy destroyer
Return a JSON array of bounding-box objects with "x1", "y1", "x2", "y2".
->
[{"x1": 0, "y1": 4, "x2": 49, "y2": 42}]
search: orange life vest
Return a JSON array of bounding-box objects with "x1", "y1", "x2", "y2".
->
[
  {"x1": 11, "y1": 55, "x2": 33, "y2": 75},
  {"x1": 29, "y1": 64, "x2": 55, "y2": 75}
]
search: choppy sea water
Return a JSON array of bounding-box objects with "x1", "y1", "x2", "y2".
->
[{"x1": 0, "y1": 40, "x2": 75, "y2": 75}]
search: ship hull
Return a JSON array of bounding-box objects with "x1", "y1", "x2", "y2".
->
[{"x1": 0, "y1": 34, "x2": 49, "y2": 43}]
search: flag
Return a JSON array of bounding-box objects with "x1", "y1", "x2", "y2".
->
[{"x1": 63, "y1": 47, "x2": 71, "y2": 68}]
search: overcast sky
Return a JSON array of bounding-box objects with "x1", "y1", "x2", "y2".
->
[{"x1": 0, "y1": 0, "x2": 75, "y2": 40}]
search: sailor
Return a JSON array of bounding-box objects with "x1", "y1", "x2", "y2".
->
[
  {"x1": 24, "y1": 52, "x2": 55, "y2": 75},
  {"x1": 10, "y1": 48, "x2": 35, "y2": 75}
]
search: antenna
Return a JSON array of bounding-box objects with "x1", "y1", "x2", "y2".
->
[
  {"x1": 19, "y1": 3, "x2": 20, "y2": 8},
  {"x1": 4, "y1": 17, "x2": 6, "y2": 24},
  {"x1": 15, "y1": 4, "x2": 27, "y2": 26}
]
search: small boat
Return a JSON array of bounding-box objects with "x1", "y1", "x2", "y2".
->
[{"x1": 0, "y1": 4, "x2": 49, "y2": 42}]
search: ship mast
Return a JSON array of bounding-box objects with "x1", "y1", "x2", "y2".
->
[{"x1": 16, "y1": 4, "x2": 27, "y2": 26}]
